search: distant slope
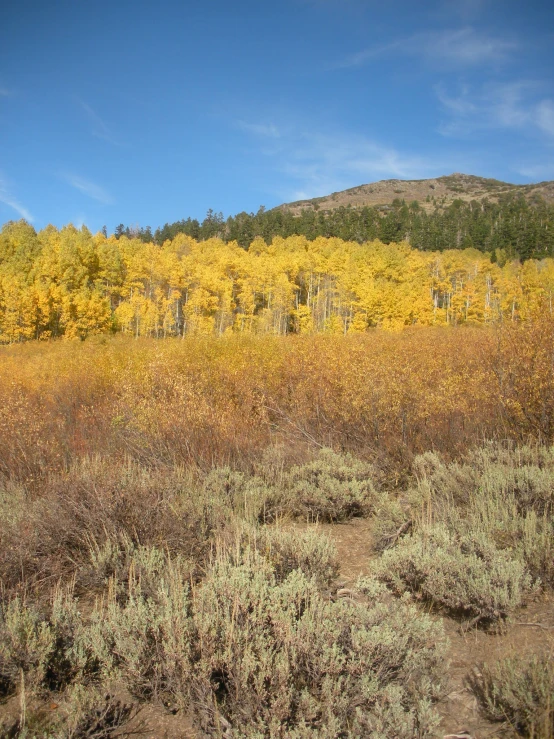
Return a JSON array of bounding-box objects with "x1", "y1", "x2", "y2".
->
[
  {"x1": 277, "y1": 173, "x2": 554, "y2": 214},
  {"x1": 108, "y1": 172, "x2": 554, "y2": 260}
]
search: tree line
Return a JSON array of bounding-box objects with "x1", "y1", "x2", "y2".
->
[
  {"x1": 114, "y1": 194, "x2": 554, "y2": 261},
  {"x1": 2, "y1": 218, "x2": 554, "y2": 342}
]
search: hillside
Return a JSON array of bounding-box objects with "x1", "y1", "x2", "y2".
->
[
  {"x1": 278, "y1": 173, "x2": 554, "y2": 214},
  {"x1": 142, "y1": 173, "x2": 554, "y2": 258}
]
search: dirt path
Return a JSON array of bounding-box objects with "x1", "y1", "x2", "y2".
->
[{"x1": 313, "y1": 518, "x2": 554, "y2": 739}]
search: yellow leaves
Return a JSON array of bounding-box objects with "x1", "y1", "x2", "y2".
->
[
  {"x1": 348, "y1": 312, "x2": 368, "y2": 333},
  {"x1": 114, "y1": 301, "x2": 136, "y2": 334},
  {"x1": 293, "y1": 305, "x2": 314, "y2": 334},
  {"x1": 4, "y1": 220, "x2": 554, "y2": 341}
]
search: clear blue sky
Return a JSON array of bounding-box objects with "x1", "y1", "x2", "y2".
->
[{"x1": 0, "y1": 0, "x2": 553, "y2": 233}]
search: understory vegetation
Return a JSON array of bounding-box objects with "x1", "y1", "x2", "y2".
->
[
  {"x1": 1, "y1": 320, "x2": 554, "y2": 736},
  {"x1": 0, "y1": 444, "x2": 552, "y2": 737},
  {"x1": 0, "y1": 457, "x2": 447, "y2": 738}
]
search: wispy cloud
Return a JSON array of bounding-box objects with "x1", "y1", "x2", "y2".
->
[
  {"x1": 279, "y1": 133, "x2": 446, "y2": 199},
  {"x1": 437, "y1": 0, "x2": 490, "y2": 22},
  {"x1": 516, "y1": 162, "x2": 554, "y2": 181},
  {"x1": 62, "y1": 173, "x2": 114, "y2": 205},
  {"x1": 335, "y1": 27, "x2": 517, "y2": 69},
  {"x1": 0, "y1": 175, "x2": 34, "y2": 222},
  {"x1": 72, "y1": 215, "x2": 87, "y2": 229},
  {"x1": 536, "y1": 100, "x2": 554, "y2": 137},
  {"x1": 77, "y1": 99, "x2": 121, "y2": 145},
  {"x1": 236, "y1": 120, "x2": 281, "y2": 138},
  {"x1": 436, "y1": 81, "x2": 554, "y2": 140},
  {"x1": 0, "y1": 88, "x2": 10, "y2": 97},
  {"x1": 238, "y1": 120, "x2": 454, "y2": 200}
]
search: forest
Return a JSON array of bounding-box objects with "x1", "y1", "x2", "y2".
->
[
  {"x1": 2, "y1": 217, "x2": 554, "y2": 343},
  {"x1": 121, "y1": 193, "x2": 554, "y2": 260}
]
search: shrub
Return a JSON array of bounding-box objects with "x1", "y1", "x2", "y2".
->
[
  {"x1": 190, "y1": 557, "x2": 446, "y2": 738},
  {"x1": 0, "y1": 598, "x2": 54, "y2": 695},
  {"x1": 82, "y1": 556, "x2": 193, "y2": 702},
  {"x1": 214, "y1": 523, "x2": 340, "y2": 589},
  {"x1": 256, "y1": 526, "x2": 340, "y2": 588},
  {"x1": 471, "y1": 652, "x2": 554, "y2": 738},
  {"x1": 375, "y1": 525, "x2": 534, "y2": 627},
  {"x1": 53, "y1": 686, "x2": 137, "y2": 739},
  {"x1": 0, "y1": 461, "x2": 221, "y2": 594},
  {"x1": 201, "y1": 466, "x2": 275, "y2": 523},
  {"x1": 407, "y1": 445, "x2": 554, "y2": 586},
  {"x1": 371, "y1": 492, "x2": 413, "y2": 552},
  {"x1": 82, "y1": 536, "x2": 446, "y2": 737},
  {"x1": 201, "y1": 449, "x2": 379, "y2": 524},
  {"x1": 411, "y1": 443, "x2": 554, "y2": 516},
  {"x1": 278, "y1": 448, "x2": 378, "y2": 522},
  {"x1": 0, "y1": 588, "x2": 86, "y2": 697},
  {"x1": 0, "y1": 686, "x2": 137, "y2": 738},
  {"x1": 83, "y1": 526, "x2": 339, "y2": 702}
]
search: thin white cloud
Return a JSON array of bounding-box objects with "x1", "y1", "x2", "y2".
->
[
  {"x1": 237, "y1": 121, "x2": 456, "y2": 200},
  {"x1": 439, "y1": 0, "x2": 490, "y2": 21},
  {"x1": 436, "y1": 81, "x2": 554, "y2": 140},
  {"x1": 536, "y1": 100, "x2": 554, "y2": 137},
  {"x1": 280, "y1": 133, "x2": 444, "y2": 198},
  {"x1": 516, "y1": 162, "x2": 554, "y2": 181},
  {"x1": 62, "y1": 173, "x2": 114, "y2": 205},
  {"x1": 0, "y1": 175, "x2": 34, "y2": 222},
  {"x1": 0, "y1": 88, "x2": 10, "y2": 97},
  {"x1": 335, "y1": 27, "x2": 517, "y2": 69},
  {"x1": 77, "y1": 99, "x2": 121, "y2": 145},
  {"x1": 435, "y1": 83, "x2": 477, "y2": 116},
  {"x1": 236, "y1": 120, "x2": 281, "y2": 138}
]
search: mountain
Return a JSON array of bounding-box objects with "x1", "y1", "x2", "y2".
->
[
  {"x1": 116, "y1": 172, "x2": 554, "y2": 260},
  {"x1": 277, "y1": 173, "x2": 554, "y2": 215}
]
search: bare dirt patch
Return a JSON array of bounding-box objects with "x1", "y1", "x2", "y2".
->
[{"x1": 293, "y1": 518, "x2": 375, "y2": 582}]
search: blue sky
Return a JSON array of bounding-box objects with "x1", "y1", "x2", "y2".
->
[{"x1": 0, "y1": 0, "x2": 553, "y2": 233}]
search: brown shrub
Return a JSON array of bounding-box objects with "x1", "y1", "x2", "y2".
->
[
  {"x1": 0, "y1": 461, "x2": 220, "y2": 595},
  {"x1": 0, "y1": 328, "x2": 498, "y2": 480}
]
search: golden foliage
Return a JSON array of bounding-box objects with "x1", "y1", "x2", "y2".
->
[
  {"x1": 2, "y1": 221, "x2": 554, "y2": 341},
  {"x1": 1, "y1": 318, "x2": 552, "y2": 481}
]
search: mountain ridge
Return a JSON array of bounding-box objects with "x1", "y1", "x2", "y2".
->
[{"x1": 277, "y1": 173, "x2": 554, "y2": 214}]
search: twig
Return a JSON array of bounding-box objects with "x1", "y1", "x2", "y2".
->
[
  {"x1": 261, "y1": 403, "x2": 325, "y2": 448},
  {"x1": 516, "y1": 622, "x2": 554, "y2": 630},
  {"x1": 381, "y1": 520, "x2": 412, "y2": 549},
  {"x1": 459, "y1": 614, "x2": 484, "y2": 633}
]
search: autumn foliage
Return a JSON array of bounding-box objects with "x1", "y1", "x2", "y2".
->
[
  {"x1": 1, "y1": 314, "x2": 554, "y2": 483},
  {"x1": 3, "y1": 220, "x2": 554, "y2": 342}
]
